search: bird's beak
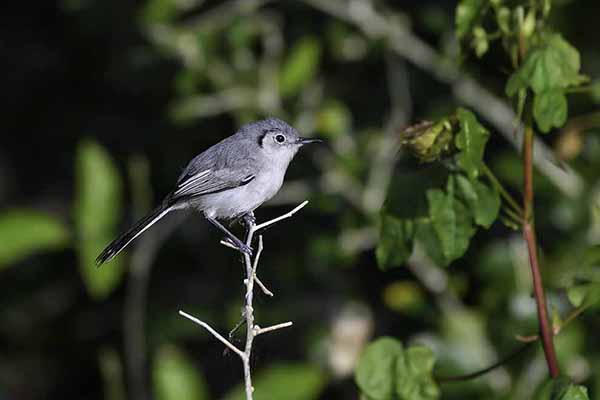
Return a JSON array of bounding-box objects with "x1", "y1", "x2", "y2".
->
[{"x1": 298, "y1": 137, "x2": 323, "y2": 145}]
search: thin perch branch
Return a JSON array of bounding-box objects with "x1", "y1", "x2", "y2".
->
[
  {"x1": 178, "y1": 310, "x2": 246, "y2": 360},
  {"x1": 254, "y1": 200, "x2": 309, "y2": 231},
  {"x1": 254, "y1": 321, "x2": 293, "y2": 336},
  {"x1": 180, "y1": 202, "x2": 307, "y2": 400}
]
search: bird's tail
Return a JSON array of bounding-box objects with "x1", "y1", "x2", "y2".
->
[{"x1": 96, "y1": 204, "x2": 173, "y2": 266}]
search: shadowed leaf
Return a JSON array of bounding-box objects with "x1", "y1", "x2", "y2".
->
[
  {"x1": 153, "y1": 345, "x2": 209, "y2": 400},
  {"x1": 0, "y1": 210, "x2": 69, "y2": 268},
  {"x1": 75, "y1": 140, "x2": 124, "y2": 300}
]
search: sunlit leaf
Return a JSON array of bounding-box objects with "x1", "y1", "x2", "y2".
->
[
  {"x1": 356, "y1": 337, "x2": 403, "y2": 400},
  {"x1": 0, "y1": 210, "x2": 69, "y2": 268},
  {"x1": 316, "y1": 100, "x2": 352, "y2": 138},
  {"x1": 75, "y1": 140, "x2": 125, "y2": 300},
  {"x1": 506, "y1": 33, "x2": 581, "y2": 97},
  {"x1": 427, "y1": 177, "x2": 475, "y2": 264},
  {"x1": 472, "y1": 26, "x2": 489, "y2": 57},
  {"x1": 455, "y1": 108, "x2": 489, "y2": 180},
  {"x1": 455, "y1": 174, "x2": 500, "y2": 228},
  {"x1": 415, "y1": 220, "x2": 448, "y2": 267},
  {"x1": 567, "y1": 283, "x2": 600, "y2": 308},
  {"x1": 560, "y1": 385, "x2": 590, "y2": 400},
  {"x1": 396, "y1": 346, "x2": 440, "y2": 400},
  {"x1": 533, "y1": 89, "x2": 568, "y2": 133},
  {"x1": 383, "y1": 281, "x2": 425, "y2": 313},
  {"x1": 456, "y1": 0, "x2": 485, "y2": 39},
  {"x1": 224, "y1": 363, "x2": 325, "y2": 400},
  {"x1": 279, "y1": 37, "x2": 321, "y2": 98},
  {"x1": 376, "y1": 215, "x2": 414, "y2": 270},
  {"x1": 153, "y1": 345, "x2": 209, "y2": 400},
  {"x1": 356, "y1": 338, "x2": 439, "y2": 400},
  {"x1": 534, "y1": 377, "x2": 589, "y2": 400}
]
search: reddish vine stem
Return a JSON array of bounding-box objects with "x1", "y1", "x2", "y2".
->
[{"x1": 522, "y1": 123, "x2": 560, "y2": 378}]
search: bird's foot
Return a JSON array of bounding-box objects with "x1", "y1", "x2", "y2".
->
[{"x1": 223, "y1": 237, "x2": 253, "y2": 255}]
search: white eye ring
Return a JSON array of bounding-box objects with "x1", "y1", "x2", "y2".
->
[{"x1": 275, "y1": 134, "x2": 286, "y2": 144}]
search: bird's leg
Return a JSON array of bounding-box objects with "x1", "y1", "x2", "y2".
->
[
  {"x1": 207, "y1": 217, "x2": 253, "y2": 255},
  {"x1": 242, "y1": 211, "x2": 256, "y2": 228}
]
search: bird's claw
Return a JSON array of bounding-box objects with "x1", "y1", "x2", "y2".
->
[
  {"x1": 223, "y1": 237, "x2": 253, "y2": 255},
  {"x1": 238, "y1": 242, "x2": 253, "y2": 256}
]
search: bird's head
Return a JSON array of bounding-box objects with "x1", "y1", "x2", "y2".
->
[{"x1": 245, "y1": 118, "x2": 322, "y2": 163}]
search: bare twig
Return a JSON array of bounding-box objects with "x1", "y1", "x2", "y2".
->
[
  {"x1": 178, "y1": 311, "x2": 247, "y2": 359},
  {"x1": 180, "y1": 202, "x2": 307, "y2": 399},
  {"x1": 251, "y1": 236, "x2": 274, "y2": 296},
  {"x1": 254, "y1": 200, "x2": 309, "y2": 231},
  {"x1": 254, "y1": 322, "x2": 293, "y2": 336}
]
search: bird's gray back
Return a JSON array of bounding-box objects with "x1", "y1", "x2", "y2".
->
[{"x1": 177, "y1": 132, "x2": 259, "y2": 185}]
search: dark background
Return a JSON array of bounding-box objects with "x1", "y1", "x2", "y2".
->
[{"x1": 1, "y1": 0, "x2": 599, "y2": 399}]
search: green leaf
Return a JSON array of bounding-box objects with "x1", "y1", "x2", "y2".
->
[
  {"x1": 396, "y1": 346, "x2": 440, "y2": 400},
  {"x1": 472, "y1": 26, "x2": 488, "y2": 57},
  {"x1": 534, "y1": 377, "x2": 589, "y2": 400},
  {"x1": 279, "y1": 37, "x2": 321, "y2": 98},
  {"x1": 560, "y1": 385, "x2": 590, "y2": 400},
  {"x1": 506, "y1": 33, "x2": 581, "y2": 97},
  {"x1": 496, "y1": 7, "x2": 511, "y2": 34},
  {"x1": 415, "y1": 220, "x2": 448, "y2": 267},
  {"x1": 376, "y1": 215, "x2": 415, "y2": 270},
  {"x1": 567, "y1": 283, "x2": 600, "y2": 308},
  {"x1": 224, "y1": 363, "x2": 325, "y2": 400},
  {"x1": 75, "y1": 140, "x2": 125, "y2": 300},
  {"x1": 455, "y1": 174, "x2": 500, "y2": 228},
  {"x1": 0, "y1": 210, "x2": 69, "y2": 269},
  {"x1": 455, "y1": 108, "x2": 489, "y2": 180},
  {"x1": 141, "y1": 0, "x2": 179, "y2": 24},
  {"x1": 316, "y1": 100, "x2": 352, "y2": 138},
  {"x1": 533, "y1": 89, "x2": 568, "y2": 133},
  {"x1": 153, "y1": 345, "x2": 209, "y2": 400},
  {"x1": 427, "y1": 177, "x2": 476, "y2": 264},
  {"x1": 569, "y1": 245, "x2": 600, "y2": 284},
  {"x1": 356, "y1": 337, "x2": 404, "y2": 400},
  {"x1": 356, "y1": 338, "x2": 439, "y2": 400},
  {"x1": 98, "y1": 348, "x2": 126, "y2": 400},
  {"x1": 456, "y1": 0, "x2": 485, "y2": 39}
]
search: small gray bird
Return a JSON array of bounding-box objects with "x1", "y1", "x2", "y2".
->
[{"x1": 96, "y1": 118, "x2": 320, "y2": 265}]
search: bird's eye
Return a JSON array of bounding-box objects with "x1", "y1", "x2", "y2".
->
[{"x1": 275, "y1": 134, "x2": 286, "y2": 143}]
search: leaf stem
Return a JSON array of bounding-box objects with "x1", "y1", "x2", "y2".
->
[
  {"x1": 435, "y1": 343, "x2": 532, "y2": 383},
  {"x1": 522, "y1": 122, "x2": 560, "y2": 378},
  {"x1": 482, "y1": 163, "x2": 523, "y2": 216}
]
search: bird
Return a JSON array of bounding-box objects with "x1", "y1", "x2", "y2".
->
[{"x1": 96, "y1": 118, "x2": 321, "y2": 266}]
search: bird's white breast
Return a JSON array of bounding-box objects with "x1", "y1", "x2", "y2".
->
[{"x1": 196, "y1": 167, "x2": 285, "y2": 219}]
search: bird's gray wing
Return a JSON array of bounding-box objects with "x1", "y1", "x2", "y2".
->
[
  {"x1": 171, "y1": 133, "x2": 259, "y2": 199},
  {"x1": 172, "y1": 167, "x2": 255, "y2": 198}
]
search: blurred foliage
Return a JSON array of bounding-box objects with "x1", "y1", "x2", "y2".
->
[
  {"x1": 2, "y1": 0, "x2": 600, "y2": 399},
  {"x1": 223, "y1": 363, "x2": 326, "y2": 400},
  {"x1": 0, "y1": 210, "x2": 69, "y2": 268},
  {"x1": 153, "y1": 344, "x2": 209, "y2": 400},
  {"x1": 75, "y1": 140, "x2": 125, "y2": 300},
  {"x1": 355, "y1": 337, "x2": 439, "y2": 400}
]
